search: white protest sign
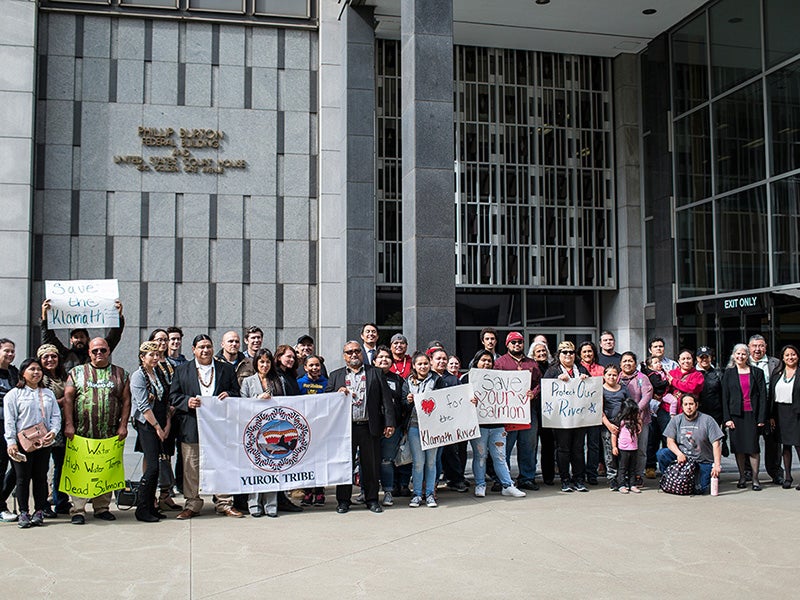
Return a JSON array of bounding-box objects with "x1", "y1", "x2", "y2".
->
[
  {"x1": 413, "y1": 384, "x2": 480, "y2": 451},
  {"x1": 468, "y1": 368, "x2": 532, "y2": 425},
  {"x1": 541, "y1": 376, "x2": 603, "y2": 428},
  {"x1": 45, "y1": 279, "x2": 120, "y2": 329}
]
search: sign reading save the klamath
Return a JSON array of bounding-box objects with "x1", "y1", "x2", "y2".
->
[
  {"x1": 541, "y1": 376, "x2": 604, "y2": 428},
  {"x1": 113, "y1": 127, "x2": 247, "y2": 174},
  {"x1": 413, "y1": 384, "x2": 480, "y2": 451},
  {"x1": 45, "y1": 279, "x2": 120, "y2": 329},
  {"x1": 59, "y1": 435, "x2": 126, "y2": 497},
  {"x1": 469, "y1": 368, "x2": 531, "y2": 426}
]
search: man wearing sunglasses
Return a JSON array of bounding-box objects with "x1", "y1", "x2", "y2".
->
[
  {"x1": 326, "y1": 341, "x2": 395, "y2": 514},
  {"x1": 63, "y1": 338, "x2": 131, "y2": 525},
  {"x1": 495, "y1": 332, "x2": 542, "y2": 491}
]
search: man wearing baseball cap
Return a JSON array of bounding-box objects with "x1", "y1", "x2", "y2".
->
[
  {"x1": 696, "y1": 346, "x2": 726, "y2": 456},
  {"x1": 494, "y1": 331, "x2": 542, "y2": 491},
  {"x1": 389, "y1": 334, "x2": 411, "y2": 378},
  {"x1": 295, "y1": 334, "x2": 328, "y2": 379}
]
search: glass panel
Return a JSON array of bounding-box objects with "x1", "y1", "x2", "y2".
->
[
  {"x1": 713, "y1": 81, "x2": 765, "y2": 193},
  {"x1": 672, "y1": 13, "x2": 708, "y2": 115},
  {"x1": 674, "y1": 107, "x2": 711, "y2": 205},
  {"x1": 676, "y1": 204, "x2": 715, "y2": 297},
  {"x1": 717, "y1": 186, "x2": 768, "y2": 293},
  {"x1": 525, "y1": 292, "x2": 594, "y2": 328},
  {"x1": 120, "y1": 0, "x2": 176, "y2": 7},
  {"x1": 645, "y1": 218, "x2": 655, "y2": 302},
  {"x1": 710, "y1": 0, "x2": 762, "y2": 95},
  {"x1": 255, "y1": 0, "x2": 310, "y2": 18},
  {"x1": 188, "y1": 0, "x2": 245, "y2": 12},
  {"x1": 455, "y1": 292, "x2": 522, "y2": 327},
  {"x1": 769, "y1": 60, "x2": 800, "y2": 176},
  {"x1": 772, "y1": 176, "x2": 800, "y2": 285},
  {"x1": 765, "y1": 0, "x2": 800, "y2": 67}
]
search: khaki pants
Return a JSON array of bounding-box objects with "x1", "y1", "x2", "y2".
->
[
  {"x1": 70, "y1": 492, "x2": 113, "y2": 516},
  {"x1": 181, "y1": 442, "x2": 232, "y2": 513}
]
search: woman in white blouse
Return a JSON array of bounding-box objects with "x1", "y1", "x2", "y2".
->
[{"x1": 770, "y1": 344, "x2": 800, "y2": 490}]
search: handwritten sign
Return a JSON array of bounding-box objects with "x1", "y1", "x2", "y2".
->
[
  {"x1": 45, "y1": 279, "x2": 120, "y2": 329},
  {"x1": 468, "y1": 368, "x2": 532, "y2": 425},
  {"x1": 59, "y1": 435, "x2": 126, "y2": 497},
  {"x1": 413, "y1": 384, "x2": 480, "y2": 451},
  {"x1": 541, "y1": 376, "x2": 603, "y2": 428}
]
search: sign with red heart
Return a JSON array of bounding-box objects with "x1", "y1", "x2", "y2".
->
[
  {"x1": 420, "y1": 398, "x2": 435, "y2": 415},
  {"x1": 413, "y1": 385, "x2": 480, "y2": 450}
]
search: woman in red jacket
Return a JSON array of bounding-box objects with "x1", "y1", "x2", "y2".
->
[{"x1": 665, "y1": 349, "x2": 704, "y2": 415}]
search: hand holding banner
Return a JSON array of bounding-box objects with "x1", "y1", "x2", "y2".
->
[
  {"x1": 468, "y1": 368, "x2": 532, "y2": 425},
  {"x1": 541, "y1": 376, "x2": 603, "y2": 428},
  {"x1": 413, "y1": 384, "x2": 480, "y2": 450},
  {"x1": 59, "y1": 435, "x2": 126, "y2": 498},
  {"x1": 45, "y1": 279, "x2": 120, "y2": 329}
]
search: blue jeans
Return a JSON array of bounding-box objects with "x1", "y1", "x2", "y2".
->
[
  {"x1": 471, "y1": 427, "x2": 513, "y2": 487},
  {"x1": 409, "y1": 427, "x2": 437, "y2": 497},
  {"x1": 380, "y1": 428, "x2": 402, "y2": 491},
  {"x1": 505, "y1": 416, "x2": 538, "y2": 483},
  {"x1": 656, "y1": 448, "x2": 713, "y2": 493}
]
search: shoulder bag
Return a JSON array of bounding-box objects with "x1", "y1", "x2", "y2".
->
[{"x1": 17, "y1": 389, "x2": 52, "y2": 452}]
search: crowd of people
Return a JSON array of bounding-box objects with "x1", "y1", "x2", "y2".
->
[{"x1": 2, "y1": 299, "x2": 799, "y2": 529}]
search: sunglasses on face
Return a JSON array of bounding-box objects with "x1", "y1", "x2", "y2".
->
[
  {"x1": 560, "y1": 350, "x2": 575, "y2": 355},
  {"x1": 344, "y1": 349, "x2": 361, "y2": 355},
  {"x1": 90, "y1": 348, "x2": 109, "y2": 355}
]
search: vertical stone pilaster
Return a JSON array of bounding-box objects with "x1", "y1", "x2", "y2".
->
[{"x1": 400, "y1": 0, "x2": 455, "y2": 352}]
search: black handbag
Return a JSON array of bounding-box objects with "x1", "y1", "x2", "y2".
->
[
  {"x1": 157, "y1": 453, "x2": 175, "y2": 489},
  {"x1": 659, "y1": 460, "x2": 698, "y2": 495},
  {"x1": 115, "y1": 480, "x2": 140, "y2": 510}
]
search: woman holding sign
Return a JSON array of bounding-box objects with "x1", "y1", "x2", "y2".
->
[
  {"x1": 464, "y1": 350, "x2": 526, "y2": 499},
  {"x1": 3, "y1": 358, "x2": 61, "y2": 528},
  {"x1": 544, "y1": 342, "x2": 591, "y2": 493},
  {"x1": 402, "y1": 352, "x2": 444, "y2": 508}
]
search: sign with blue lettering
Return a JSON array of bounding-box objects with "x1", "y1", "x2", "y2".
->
[
  {"x1": 541, "y1": 376, "x2": 603, "y2": 429},
  {"x1": 45, "y1": 279, "x2": 120, "y2": 329}
]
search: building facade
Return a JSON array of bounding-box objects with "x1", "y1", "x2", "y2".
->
[{"x1": 1, "y1": 0, "x2": 798, "y2": 367}]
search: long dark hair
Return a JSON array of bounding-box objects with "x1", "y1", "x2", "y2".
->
[
  {"x1": 410, "y1": 351, "x2": 431, "y2": 383},
  {"x1": 254, "y1": 347, "x2": 283, "y2": 395},
  {"x1": 578, "y1": 341, "x2": 598, "y2": 365},
  {"x1": 16, "y1": 358, "x2": 45, "y2": 388},
  {"x1": 616, "y1": 398, "x2": 640, "y2": 437},
  {"x1": 779, "y1": 345, "x2": 800, "y2": 374},
  {"x1": 469, "y1": 349, "x2": 494, "y2": 369}
]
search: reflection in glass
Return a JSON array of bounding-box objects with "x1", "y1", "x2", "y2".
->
[
  {"x1": 675, "y1": 108, "x2": 711, "y2": 205},
  {"x1": 672, "y1": 13, "x2": 708, "y2": 115},
  {"x1": 188, "y1": 0, "x2": 245, "y2": 12},
  {"x1": 710, "y1": 0, "x2": 761, "y2": 95},
  {"x1": 765, "y1": 0, "x2": 800, "y2": 67},
  {"x1": 769, "y1": 61, "x2": 800, "y2": 176},
  {"x1": 714, "y1": 81, "x2": 765, "y2": 193},
  {"x1": 717, "y1": 187, "x2": 768, "y2": 293},
  {"x1": 676, "y1": 204, "x2": 715, "y2": 297},
  {"x1": 120, "y1": 0, "x2": 176, "y2": 7},
  {"x1": 772, "y1": 177, "x2": 800, "y2": 285},
  {"x1": 456, "y1": 292, "x2": 522, "y2": 327}
]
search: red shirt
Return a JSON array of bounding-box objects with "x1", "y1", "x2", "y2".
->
[{"x1": 389, "y1": 355, "x2": 411, "y2": 379}]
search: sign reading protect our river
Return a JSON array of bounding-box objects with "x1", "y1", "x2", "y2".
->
[
  {"x1": 541, "y1": 376, "x2": 603, "y2": 428},
  {"x1": 45, "y1": 279, "x2": 120, "y2": 329},
  {"x1": 59, "y1": 435, "x2": 126, "y2": 498}
]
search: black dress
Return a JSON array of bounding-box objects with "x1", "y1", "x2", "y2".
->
[{"x1": 722, "y1": 368, "x2": 766, "y2": 455}]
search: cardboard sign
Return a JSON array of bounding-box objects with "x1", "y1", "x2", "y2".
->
[
  {"x1": 469, "y1": 368, "x2": 532, "y2": 425},
  {"x1": 413, "y1": 384, "x2": 480, "y2": 450},
  {"x1": 45, "y1": 279, "x2": 120, "y2": 329},
  {"x1": 541, "y1": 376, "x2": 603, "y2": 428},
  {"x1": 59, "y1": 435, "x2": 126, "y2": 498}
]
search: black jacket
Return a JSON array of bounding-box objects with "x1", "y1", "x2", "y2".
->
[
  {"x1": 170, "y1": 359, "x2": 240, "y2": 443},
  {"x1": 325, "y1": 364, "x2": 395, "y2": 436},
  {"x1": 721, "y1": 367, "x2": 767, "y2": 424},
  {"x1": 769, "y1": 367, "x2": 800, "y2": 420},
  {"x1": 698, "y1": 368, "x2": 723, "y2": 423}
]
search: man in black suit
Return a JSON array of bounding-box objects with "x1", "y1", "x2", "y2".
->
[
  {"x1": 326, "y1": 340, "x2": 395, "y2": 513},
  {"x1": 170, "y1": 334, "x2": 243, "y2": 519}
]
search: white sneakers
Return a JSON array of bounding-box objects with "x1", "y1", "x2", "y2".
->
[
  {"x1": 0, "y1": 510, "x2": 18, "y2": 522},
  {"x1": 501, "y1": 484, "x2": 526, "y2": 498},
  {"x1": 474, "y1": 485, "x2": 486, "y2": 497}
]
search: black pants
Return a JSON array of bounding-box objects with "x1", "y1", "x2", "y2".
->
[
  {"x1": 617, "y1": 449, "x2": 636, "y2": 488},
  {"x1": 50, "y1": 443, "x2": 70, "y2": 511},
  {"x1": 554, "y1": 427, "x2": 587, "y2": 483},
  {"x1": 441, "y1": 441, "x2": 468, "y2": 484},
  {"x1": 12, "y1": 447, "x2": 51, "y2": 514},
  {"x1": 337, "y1": 423, "x2": 381, "y2": 504},
  {"x1": 763, "y1": 429, "x2": 783, "y2": 480},
  {"x1": 538, "y1": 424, "x2": 556, "y2": 482},
  {"x1": 136, "y1": 422, "x2": 160, "y2": 512},
  {"x1": 585, "y1": 425, "x2": 603, "y2": 479}
]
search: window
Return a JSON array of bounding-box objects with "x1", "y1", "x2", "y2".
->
[
  {"x1": 676, "y1": 203, "x2": 715, "y2": 297},
  {"x1": 713, "y1": 81, "x2": 765, "y2": 194},
  {"x1": 772, "y1": 177, "x2": 800, "y2": 285},
  {"x1": 674, "y1": 107, "x2": 711, "y2": 205},
  {"x1": 710, "y1": 0, "x2": 762, "y2": 95},
  {"x1": 765, "y1": 0, "x2": 800, "y2": 67},
  {"x1": 768, "y1": 60, "x2": 800, "y2": 176},
  {"x1": 717, "y1": 187, "x2": 768, "y2": 293},
  {"x1": 672, "y1": 13, "x2": 708, "y2": 116}
]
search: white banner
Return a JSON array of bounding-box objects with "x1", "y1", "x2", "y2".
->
[
  {"x1": 413, "y1": 384, "x2": 480, "y2": 450},
  {"x1": 45, "y1": 279, "x2": 120, "y2": 329},
  {"x1": 469, "y1": 368, "x2": 532, "y2": 425},
  {"x1": 541, "y1": 376, "x2": 603, "y2": 429},
  {"x1": 196, "y1": 393, "x2": 352, "y2": 494}
]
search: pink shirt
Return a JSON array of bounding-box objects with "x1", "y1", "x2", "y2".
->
[
  {"x1": 618, "y1": 424, "x2": 638, "y2": 451},
  {"x1": 740, "y1": 373, "x2": 752, "y2": 412}
]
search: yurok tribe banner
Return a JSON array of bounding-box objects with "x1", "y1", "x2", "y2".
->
[
  {"x1": 197, "y1": 392, "x2": 353, "y2": 494},
  {"x1": 413, "y1": 384, "x2": 480, "y2": 451},
  {"x1": 540, "y1": 376, "x2": 604, "y2": 428}
]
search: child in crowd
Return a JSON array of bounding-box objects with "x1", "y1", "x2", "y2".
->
[
  {"x1": 297, "y1": 355, "x2": 328, "y2": 506},
  {"x1": 601, "y1": 364, "x2": 629, "y2": 491},
  {"x1": 643, "y1": 356, "x2": 678, "y2": 416},
  {"x1": 612, "y1": 398, "x2": 642, "y2": 494}
]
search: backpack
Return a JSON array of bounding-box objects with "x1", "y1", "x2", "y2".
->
[{"x1": 659, "y1": 460, "x2": 698, "y2": 495}]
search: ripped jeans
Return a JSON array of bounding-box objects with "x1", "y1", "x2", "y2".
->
[{"x1": 471, "y1": 427, "x2": 513, "y2": 488}]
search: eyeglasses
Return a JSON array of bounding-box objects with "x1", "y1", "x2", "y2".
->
[
  {"x1": 90, "y1": 348, "x2": 109, "y2": 355},
  {"x1": 344, "y1": 349, "x2": 362, "y2": 355},
  {"x1": 507, "y1": 340, "x2": 523, "y2": 345},
  {"x1": 40, "y1": 354, "x2": 59, "y2": 361},
  {"x1": 560, "y1": 350, "x2": 575, "y2": 355}
]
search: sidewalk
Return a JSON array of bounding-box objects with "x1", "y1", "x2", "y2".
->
[{"x1": 1, "y1": 461, "x2": 796, "y2": 600}]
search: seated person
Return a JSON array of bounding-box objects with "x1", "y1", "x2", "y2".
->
[{"x1": 656, "y1": 394, "x2": 722, "y2": 494}]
